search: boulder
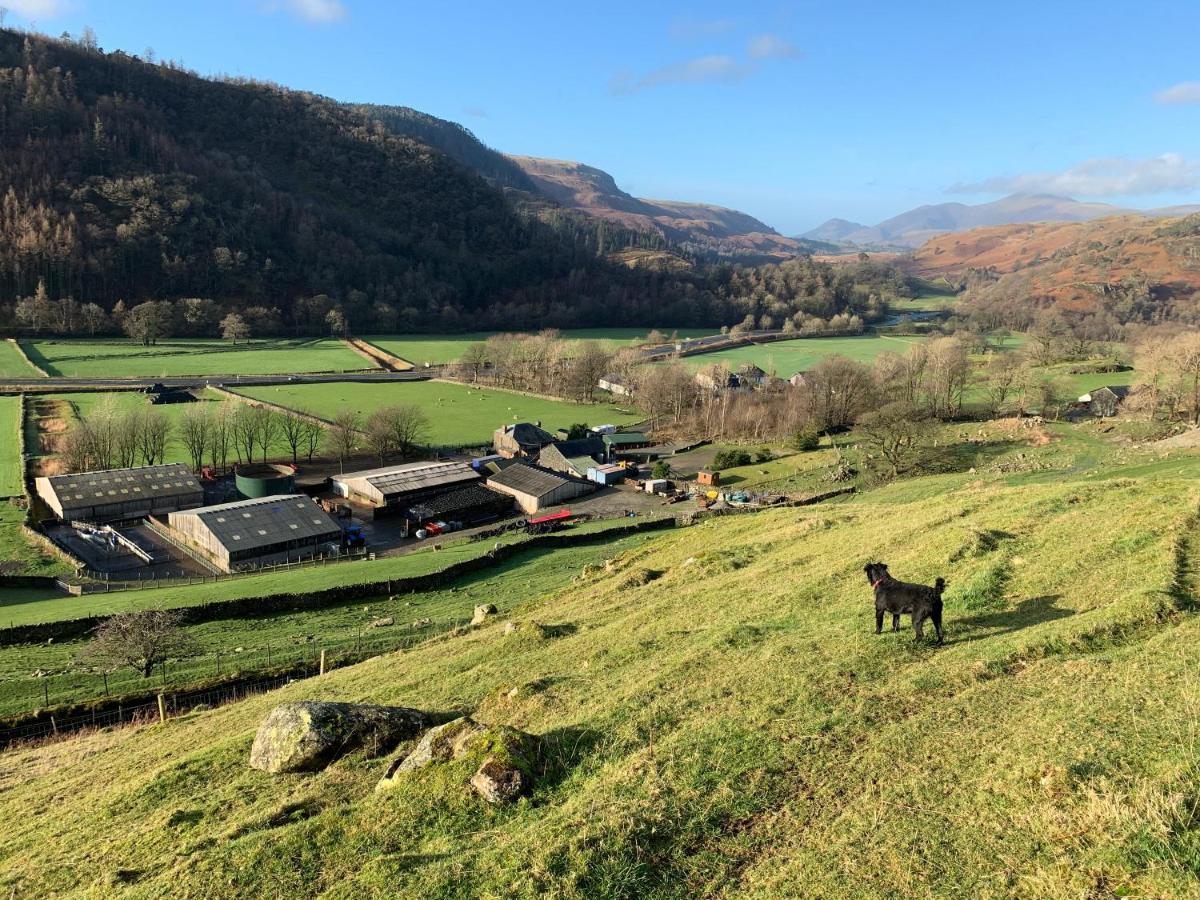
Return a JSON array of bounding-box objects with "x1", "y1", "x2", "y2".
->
[
  {"x1": 249, "y1": 701, "x2": 429, "y2": 774},
  {"x1": 370, "y1": 617, "x2": 394, "y2": 628},
  {"x1": 471, "y1": 604, "x2": 498, "y2": 625},
  {"x1": 377, "y1": 715, "x2": 539, "y2": 803}
]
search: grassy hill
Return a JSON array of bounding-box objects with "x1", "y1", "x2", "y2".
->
[{"x1": 3, "y1": 435, "x2": 1200, "y2": 895}]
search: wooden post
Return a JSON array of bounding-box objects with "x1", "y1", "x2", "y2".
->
[
  {"x1": 50, "y1": 715, "x2": 57, "y2": 734},
  {"x1": 157, "y1": 694, "x2": 166, "y2": 724},
  {"x1": 319, "y1": 649, "x2": 327, "y2": 676},
  {"x1": 103, "y1": 672, "x2": 109, "y2": 696}
]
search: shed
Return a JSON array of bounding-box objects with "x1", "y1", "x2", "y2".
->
[
  {"x1": 697, "y1": 469, "x2": 720, "y2": 487},
  {"x1": 598, "y1": 373, "x2": 633, "y2": 397},
  {"x1": 165, "y1": 494, "x2": 342, "y2": 572},
  {"x1": 486, "y1": 463, "x2": 595, "y2": 514},
  {"x1": 493, "y1": 422, "x2": 556, "y2": 458},
  {"x1": 1078, "y1": 385, "x2": 1129, "y2": 417},
  {"x1": 602, "y1": 431, "x2": 652, "y2": 461},
  {"x1": 587, "y1": 464, "x2": 626, "y2": 486},
  {"x1": 736, "y1": 363, "x2": 768, "y2": 386},
  {"x1": 788, "y1": 372, "x2": 807, "y2": 388},
  {"x1": 35, "y1": 464, "x2": 204, "y2": 525},
  {"x1": 331, "y1": 460, "x2": 479, "y2": 510},
  {"x1": 538, "y1": 438, "x2": 605, "y2": 477}
]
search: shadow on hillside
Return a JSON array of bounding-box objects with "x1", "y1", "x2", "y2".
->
[
  {"x1": 534, "y1": 725, "x2": 604, "y2": 793},
  {"x1": 948, "y1": 594, "x2": 1072, "y2": 643},
  {"x1": 919, "y1": 439, "x2": 1023, "y2": 475}
]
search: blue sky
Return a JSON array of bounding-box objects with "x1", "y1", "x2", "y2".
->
[{"x1": 4, "y1": 0, "x2": 1199, "y2": 233}]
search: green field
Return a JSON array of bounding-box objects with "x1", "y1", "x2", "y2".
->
[
  {"x1": 4, "y1": 445, "x2": 1200, "y2": 895},
  {"x1": 234, "y1": 379, "x2": 643, "y2": 447},
  {"x1": 23, "y1": 338, "x2": 371, "y2": 378},
  {"x1": 0, "y1": 533, "x2": 655, "y2": 717},
  {"x1": 682, "y1": 333, "x2": 933, "y2": 377},
  {"x1": 365, "y1": 328, "x2": 717, "y2": 366},
  {"x1": 0, "y1": 341, "x2": 40, "y2": 378},
  {"x1": 0, "y1": 397, "x2": 21, "y2": 497},
  {"x1": 0, "y1": 505, "x2": 67, "y2": 578}
]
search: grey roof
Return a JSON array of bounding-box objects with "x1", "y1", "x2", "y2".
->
[
  {"x1": 603, "y1": 431, "x2": 650, "y2": 446},
  {"x1": 42, "y1": 464, "x2": 202, "y2": 507},
  {"x1": 488, "y1": 463, "x2": 573, "y2": 498},
  {"x1": 338, "y1": 461, "x2": 478, "y2": 498},
  {"x1": 547, "y1": 437, "x2": 604, "y2": 458},
  {"x1": 495, "y1": 422, "x2": 555, "y2": 448},
  {"x1": 172, "y1": 494, "x2": 340, "y2": 552},
  {"x1": 407, "y1": 484, "x2": 512, "y2": 519}
]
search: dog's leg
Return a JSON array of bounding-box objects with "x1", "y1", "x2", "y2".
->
[
  {"x1": 892, "y1": 613, "x2": 901, "y2": 632},
  {"x1": 875, "y1": 607, "x2": 884, "y2": 635},
  {"x1": 933, "y1": 601, "x2": 944, "y2": 645},
  {"x1": 913, "y1": 610, "x2": 926, "y2": 641}
]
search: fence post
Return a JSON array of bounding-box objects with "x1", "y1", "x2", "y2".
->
[
  {"x1": 103, "y1": 671, "x2": 109, "y2": 696},
  {"x1": 319, "y1": 649, "x2": 327, "y2": 676},
  {"x1": 157, "y1": 694, "x2": 166, "y2": 724},
  {"x1": 50, "y1": 715, "x2": 57, "y2": 734}
]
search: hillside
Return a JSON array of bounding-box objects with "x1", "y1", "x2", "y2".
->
[
  {"x1": 509, "y1": 156, "x2": 824, "y2": 261},
  {"x1": 908, "y1": 213, "x2": 1200, "y2": 319},
  {"x1": 804, "y1": 193, "x2": 1200, "y2": 250},
  {"x1": 4, "y1": 432, "x2": 1200, "y2": 896}
]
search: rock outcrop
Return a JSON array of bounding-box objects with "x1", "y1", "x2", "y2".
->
[
  {"x1": 376, "y1": 715, "x2": 538, "y2": 803},
  {"x1": 471, "y1": 604, "x2": 498, "y2": 625},
  {"x1": 249, "y1": 701, "x2": 429, "y2": 774}
]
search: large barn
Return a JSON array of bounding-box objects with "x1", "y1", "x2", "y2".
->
[
  {"x1": 165, "y1": 494, "x2": 342, "y2": 572},
  {"x1": 35, "y1": 464, "x2": 204, "y2": 525},
  {"x1": 331, "y1": 461, "x2": 479, "y2": 512},
  {"x1": 486, "y1": 462, "x2": 594, "y2": 514}
]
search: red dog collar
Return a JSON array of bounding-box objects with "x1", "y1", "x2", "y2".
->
[{"x1": 871, "y1": 578, "x2": 885, "y2": 590}]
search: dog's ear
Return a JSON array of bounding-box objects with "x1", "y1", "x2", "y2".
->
[{"x1": 863, "y1": 563, "x2": 873, "y2": 575}]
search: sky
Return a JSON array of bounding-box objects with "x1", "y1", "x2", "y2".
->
[{"x1": 3, "y1": 0, "x2": 1199, "y2": 234}]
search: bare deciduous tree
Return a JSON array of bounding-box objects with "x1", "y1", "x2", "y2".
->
[
  {"x1": 80, "y1": 609, "x2": 198, "y2": 679},
  {"x1": 328, "y1": 409, "x2": 360, "y2": 472},
  {"x1": 178, "y1": 404, "x2": 211, "y2": 472}
]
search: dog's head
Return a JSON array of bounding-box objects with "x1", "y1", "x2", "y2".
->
[{"x1": 863, "y1": 562, "x2": 889, "y2": 587}]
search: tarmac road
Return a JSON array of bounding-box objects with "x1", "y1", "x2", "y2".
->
[{"x1": 0, "y1": 370, "x2": 433, "y2": 395}]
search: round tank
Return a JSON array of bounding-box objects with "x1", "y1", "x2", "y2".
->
[{"x1": 235, "y1": 463, "x2": 296, "y2": 499}]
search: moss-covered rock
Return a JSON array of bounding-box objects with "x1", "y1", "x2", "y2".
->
[{"x1": 249, "y1": 701, "x2": 429, "y2": 774}]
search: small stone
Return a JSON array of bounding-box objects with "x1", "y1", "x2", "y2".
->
[
  {"x1": 503, "y1": 621, "x2": 519, "y2": 635},
  {"x1": 471, "y1": 604, "x2": 498, "y2": 625},
  {"x1": 471, "y1": 757, "x2": 527, "y2": 804},
  {"x1": 371, "y1": 617, "x2": 394, "y2": 628}
]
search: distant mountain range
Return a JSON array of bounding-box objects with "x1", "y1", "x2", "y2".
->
[{"x1": 802, "y1": 194, "x2": 1200, "y2": 249}]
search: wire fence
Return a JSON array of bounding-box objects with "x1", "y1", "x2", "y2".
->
[{"x1": 0, "y1": 616, "x2": 470, "y2": 745}]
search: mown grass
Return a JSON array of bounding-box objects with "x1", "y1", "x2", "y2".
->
[
  {"x1": 364, "y1": 328, "x2": 716, "y2": 366},
  {"x1": 24, "y1": 338, "x2": 369, "y2": 378},
  {"x1": 0, "y1": 397, "x2": 22, "y2": 497},
  {"x1": 1, "y1": 465, "x2": 1197, "y2": 897},
  {"x1": 233, "y1": 380, "x2": 643, "y2": 447},
  {"x1": 0, "y1": 341, "x2": 39, "y2": 378},
  {"x1": 679, "y1": 334, "x2": 933, "y2": 378}
]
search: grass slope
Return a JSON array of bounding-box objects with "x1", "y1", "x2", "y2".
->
[
  {"x1": 364, "y1": 328, "x2": 715, "y2": 366},
  {"x1": 233, "y1": 380, "x2": 643, "y2": 447},
  {"x1": 0, "y1": 341, "x2": 39, "y2": 378},
  {"x1": 681, "y1": 334, "x2": 932, "y2": 378},
  {"x1": 24, "y1": 339, "x2": 369, "y2": 378},
  {"x1": 2, "y1": 458, "x2": 1199, "y2": 896},
  {"x1": 0, "y1": 397, "x2": 22, "y2": 497}
]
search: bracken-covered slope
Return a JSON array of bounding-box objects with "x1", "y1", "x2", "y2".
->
[
  {"x1": 509, "y1": 155, "x2": 828, "y2": 261},
  {"x1": 908, "y1": 214, "x2": 1200, "y2": 316},
  {"x1": 4, "y1": 442, "x2": 1200, "y2": 897}
]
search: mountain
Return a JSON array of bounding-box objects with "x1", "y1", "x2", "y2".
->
[
  {"x1": 347, "y1": 104, "x2": 537, "y2": 193},
  {"x1": 806, "y1": 193, "x2": 1200, "y2": 250},
  {"x1": 508, "y1": 156, "x2": 826, "y2": 261},
  {"x1": 907, "y1": 213, "x2": 1200, "y2": 323}
]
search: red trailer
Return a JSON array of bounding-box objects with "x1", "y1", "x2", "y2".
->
[{"x1": 525, "y1": 509, "x2": 573, "y2": 534}]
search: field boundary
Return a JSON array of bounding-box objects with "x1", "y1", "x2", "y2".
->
[
  {"x1": 0, "y1": 518, "x2": 677, "y2": 646},
  {"x1": 7, "y1": 339, "x2": 46, "y2": 377},
  {"x1": 347, "y1": 337, "x2": 415, "y2": 371}
]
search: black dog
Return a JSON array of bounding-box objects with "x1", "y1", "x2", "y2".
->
[{"x1": 864, "y1": 562, "x2": 945, "y2": 644}]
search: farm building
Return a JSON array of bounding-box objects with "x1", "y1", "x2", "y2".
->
[
  {"x1": 403, "y1": 483, "x2": 514, "y2": 527},
  {"x1": 35, "y1": 464, "x2": 204, "y2": 525},
  {"x1": 164, "y1": 494, "x2": 342, "y2": 572},
  {"x1": 486, "y1": 462, "x2": 595, "y2": 514},
  {"x1": 1078, "y1": 385, "x2": 1129, "y2": 417},
  {"x1": 695, "y1": 367, "x2": 738, "y2": 394},
  {"x1": 598, "y1": 373, "x2": 633, "y2": 397},
  {"x1": 538, "y1": 438, "x2": 604, "y2": 478},
  {"x1": 493, "y1": 422, "x2": 556, "y2": 458},
  {"x1": 602, "y1": 431, "x2": 653, "y2": 461},
  {"x1": 697, "y1": 469, "x2": 720, "y2": 486},
  {"x1": 788, "y1": 372, "x2": 807, "y2": 388},
  {"x1": 331, "y1": 461, "x2": 479, "y2": 511},
  {"x1": 736, "y1": 363, "x2": 769, "y2": 386},
  {"x1": 587, "y1": 464, "x2": 626, "y2": 486}
]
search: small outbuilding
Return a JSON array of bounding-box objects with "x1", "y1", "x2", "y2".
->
[
  {"x1": 165, "y1": 494, "x2": 343, "y2": 572},
  {"x1": 538, "y1": 438, "x2": 605, "y2": 478},
  {"x1": 35, "y1": 463, "x2": 204, "y2": 525},
  {"x1": 493, "y1": 422, "x2": 556, "y2": 458},
  {"x1": 697, "y1": 469, "x2": 720, "y2": 487},
  {"x1": 587, "y1": 464, "x2": 626, "y2": 486},
  {"x1": 598, "y1": 373, "x2": 633, "y2": 397},
  {"x1": 602, "y1": 431, "x2": 652, "y2": 461},
  {"x1": 486, "y1": 462, "x2": 595, "y2": 514},
  {"x1": 1078, "y1": 385, "x2": 1129, "y2": 417}
]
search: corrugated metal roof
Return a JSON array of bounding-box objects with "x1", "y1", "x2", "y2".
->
[
  {"x1": 337, "y1": 461, "x2": 478, "y2": 498},
  {"x1": 172, "y1": 494, "x2": 341, "y2": 553},
  {"x1": 603, "y1": 432, "x2": 650, "y2": 445},
  {"x1": 488, "y1": 463, "x2": 572, "y2": 498},
  {"x1": 43, "y1": 464, "x2": 202, "y2": 506}
]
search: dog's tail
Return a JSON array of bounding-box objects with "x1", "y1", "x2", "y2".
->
[{"x1": 934, "y1": 576, "x2": 946, "y2": 596}]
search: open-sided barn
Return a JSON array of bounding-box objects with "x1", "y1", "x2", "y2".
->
[
  {"x1": 331, "y1": 461, "x2": 479, "y2": 512},
  {"x1": 404, "y1": 483, "x2": 514, "y2": 527},
  {"x1": 165, "y1": 494, "x2": 342, "y2": 572},
  {"x1": 35, "y1": 464, "x2": 204, "y2": 524}
]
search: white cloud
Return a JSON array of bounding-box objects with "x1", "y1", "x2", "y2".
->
[
  {"x1": 264, "y1": 0, "x2": 347, "y2": 24},
  {"x1": 610, "y1": 54, "x2": 751, "y2": 95},
  {"x1": 747, "y1": 33, "x2": 802, "y2": 61},
  {"x1": 1155, "y1": 81, "x2": 1200, "y2": 105},
  {"x1": 2, "y1": 0, "x2": 72, "y2": 17},
  {"x1": 949, "y1": 154, "x2": 1200, "y2": 197}
]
